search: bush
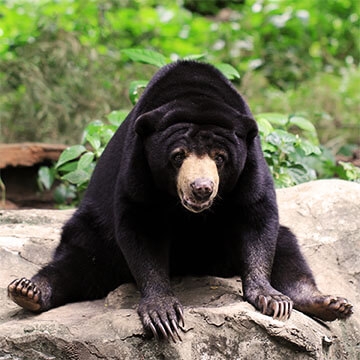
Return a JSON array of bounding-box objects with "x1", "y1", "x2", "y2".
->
[
  {"x1": 241, "y1": 66, "x2": 360, "y2": 146},
  {"x1": 1, "y1": 0, "x2": 359, "y2": 144}
]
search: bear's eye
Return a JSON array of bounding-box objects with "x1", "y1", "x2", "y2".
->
[
  {"x1": 214, "y1": 153, "x2": 226, "y2": 167},
  {"x1": 171, "y1": 150, "x2": 186, "y2": 168}
]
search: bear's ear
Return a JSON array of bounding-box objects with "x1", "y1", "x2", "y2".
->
[
  {"x1": 135, "y1": 104, "x2": 171, "y2": 137},
  {"x1": 247, "y1": 118, "x2": 258, "y2": 142},
  {"x1": 235, "y1": 115, "x2": 258, "y2": 143},
  {"x1": 135, "y1": 110, "x2": 156, "y2": 137}
]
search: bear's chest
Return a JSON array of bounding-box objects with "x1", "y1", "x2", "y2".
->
[{"x1": 167, "y1": 211, "x2": 239, "y2": 277}]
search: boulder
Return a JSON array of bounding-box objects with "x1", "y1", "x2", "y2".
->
[{"x1": 0, "y1": 180, "x2": 359, "y2": 359}]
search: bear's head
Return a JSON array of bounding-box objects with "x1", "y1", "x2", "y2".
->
[{"x1": 135, "y1": 98, "x2": 258, "y2": 213}]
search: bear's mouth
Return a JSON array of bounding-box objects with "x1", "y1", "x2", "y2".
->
[{"x1": 181, "y1": 194, "x2": 213, "y2": 213}]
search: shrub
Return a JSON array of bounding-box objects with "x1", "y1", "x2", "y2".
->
[{"x1": 1, "y1": 0, "x2": 359, "y2": 144}]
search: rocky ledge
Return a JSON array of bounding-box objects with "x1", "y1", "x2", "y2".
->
[{"x1": 0, "y1": 180, "x2": 359, "y2": 359}]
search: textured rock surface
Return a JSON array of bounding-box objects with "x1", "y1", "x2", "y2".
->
[{"x1": 0, "y1": 180, "x2": 359, "y2": 359}]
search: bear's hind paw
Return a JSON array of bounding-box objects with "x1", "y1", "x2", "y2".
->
[
  {"x1": 298, "y1": 295, "x2": 353, "y2": 321},
  {"x1": 8, "y1": 278, "x2": 42, "y2": 312}
]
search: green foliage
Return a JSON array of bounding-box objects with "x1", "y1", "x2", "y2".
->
[
  {"x1": 122, "y1": 49, "x2": 167, "y2": 68},
  {"x1": 37, "y1": 166, "x2": 55, "y2": 191},
  {"x1": 56, "y1": 145, "x2": 87, "y2": 169},
  {"x1": 1, "y1": 0, "x2": 358, "y2": 145},
  {"x1": 213, "y1": 63, "x2": 240, "y2": 80},
  {"x1": 129, "y1": 80, "x2": 149, "y2": 105},
  {"x1": 38, "y1": 110, "x2": 127, "y2": 206},
  {"x1": 122, "y1": 48, "x2": 240, "y2": 79},
  {"x1": 256, "y1": 113, "x2": 321, "y2": 187},
  {"x1": 242, "y1": 66, "x2": 360, "y2": 145},
  {"x1": 337, "y1": 162, "x2": 360, "y2": 183}
]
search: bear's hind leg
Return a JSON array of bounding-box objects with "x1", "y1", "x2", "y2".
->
[
  {"x1": 271, "y1": 226, "x2": 353, "y2": 321},
  {"x1": 8, "y1": 241, "x2": 116, "y2": 312},
  {"x1": 8, "y1": 219, "x2": 130, "y2": 312}
]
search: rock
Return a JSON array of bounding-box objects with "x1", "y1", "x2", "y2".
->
[{"x1": 0, "y1": 180, "x2": 359, "y2": 360}]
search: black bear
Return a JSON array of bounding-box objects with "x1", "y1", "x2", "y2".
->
[{"x1": 8, "y1": 61, "x2": 353, "y2": 342}]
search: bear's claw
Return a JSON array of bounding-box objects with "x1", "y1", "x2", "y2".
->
[
  {"x1": 138, "y1": 294, "x2": 184, "y2": 342},
  {"x1": 258, "y1": 294, "x2": 293, "y2": 321},
  {"x1": 171, "y1": 319, "x2": 182, "y2": 341},
  {"x1": 8, "y1": 277, "x2": 42, "y2": 312}
]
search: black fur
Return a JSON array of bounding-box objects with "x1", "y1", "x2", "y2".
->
[{"x1": 10, "y1": 61, "x2": 352, "y2": 339}]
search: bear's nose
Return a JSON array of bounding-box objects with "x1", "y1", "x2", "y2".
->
[{"x1": 190, "y1": 178, "x2": 214, "y2": 201}]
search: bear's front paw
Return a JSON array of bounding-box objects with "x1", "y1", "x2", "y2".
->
[
  {"x1": 257, "y1": 294, "x2": 293, "y2": 321},
  {"x1": 138, "y1": 294, "x2": 184, "y2": 342}
]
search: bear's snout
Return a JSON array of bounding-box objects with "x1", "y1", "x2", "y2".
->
[
  {"x1": 190, "y1": 178, "x2": 214, "y2": 201},
  {"x1": 177, "y1": 153, "x2": 219, "y2": 213}
]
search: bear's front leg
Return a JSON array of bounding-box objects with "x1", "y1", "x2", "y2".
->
[
  {"x1": 238, "y1": 209, "x2": 293, "y2": 321},
  {"x1": 116, "y1": 217, "x2": 184, "y2": 342},
  {"x1": 242, "y1": 270, "x2": 293, "y2": 321},
  {"x1": 135, "y1": 258, "x2": 184, "y2": 342}
]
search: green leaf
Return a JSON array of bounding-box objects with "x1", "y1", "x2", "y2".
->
[
  {"x1": 257, "y1": 113, "x2": 288, "y2": 126},
  {"x1": 289, "y1": 116, "x2": 316, "y2": 133},
  {"x1": 86, "y1": 120, "x2": 103, "y2": 134},
  {"x1": 274, "y1": 172, "x2": 294, "y2": 188},
  {"x1": 122, "y1": 49, "x2": 167, "y2": 67},
  {"x1": 86, "y1": 133, "x2": 101, "y2": 150},
  {"x1": 256, "y1": 116, "x2": 274, "y2": 136},
  {"x1": 56, "y1": 145, "x2": 86, "y2": 168},
  {"x1": 266, "y1": 132, "x2": 282, "y2": 146},
  {"x1": 58, "y1": 161, "x2": 78, "y2": 173},
  {"x1": 99, "y1": 127, "x2": 115, "y2": 144},
  {"x1": 213, "y1": 63, "x2": 240, "y2": 80},
  {"x1": 62, "y1": 169, "x2": 90, "y2": 185},
  {"x1": 300, "y1": 140, "x2": 322, "y2": 156},
  {"x1": 273, "y1": 129, "x2": 298, "y2": 143},
  {"x1": 54, "y1": 184, "x2": 76, "y2": 204},
  {"x1": 337, "y1": 144, "x2": 357, "y2": 157},
  {"x1": 38, "y1": 166, "x2": 54, "y2": 190},
  {"x1": 81, "y1": 121, "x2": 103, "y2": 144},
  {"x1": 129, "y1": 80, "x2": 148, "y2": 105},
  {"x1": 338, "y1": 161, "x2": 360, "y2": 181},
  {"x1": 262, "y1": 142, "x2": 277, "y2": 152},
  {"x1": 95, "y1": 146, "x2": 105, "y2": 158},
  {"x1": 182, "y1": 54, "x2": 206, "y2": 61},
  {"x1": 107, "y1": 110, "x2": 129, "y2": 126},
  {"x1": 77, "y1": 152, "x2": 95, "y2": 170},
  {"x1": 287, "y1": 165, "x2": 309, "y2": 185}
]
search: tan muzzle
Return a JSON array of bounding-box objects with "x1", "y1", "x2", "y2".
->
[{"x1": 177, "y1": 154, "x2": 219, "y2": 213}]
